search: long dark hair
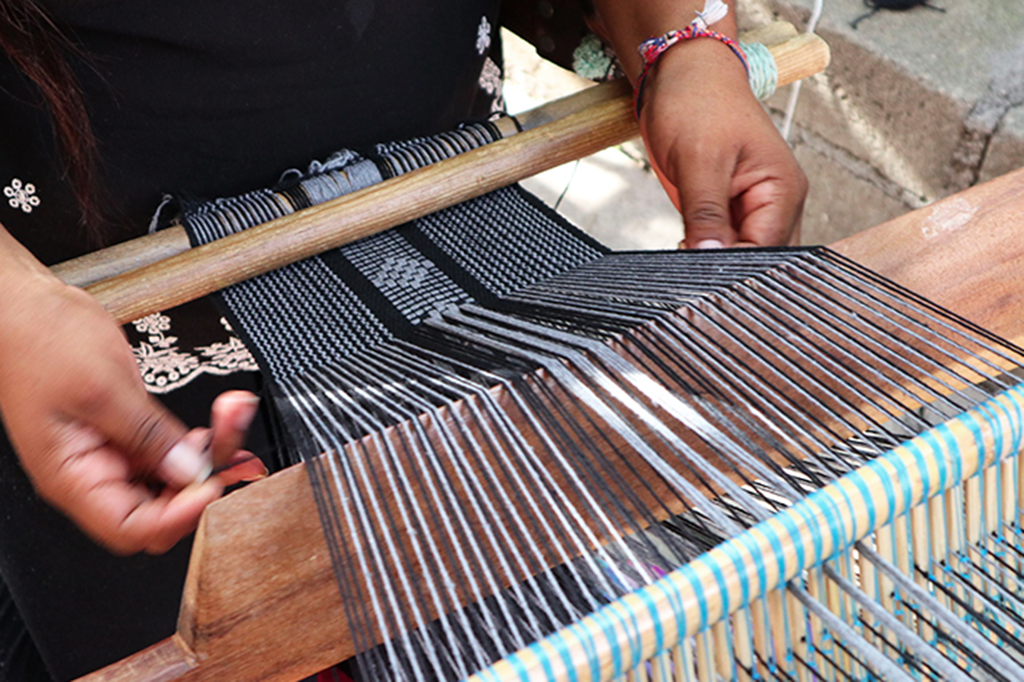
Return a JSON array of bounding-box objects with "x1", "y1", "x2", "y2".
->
[{"x1": 0, "y1": 0, "x2": 103, "y2": 238}]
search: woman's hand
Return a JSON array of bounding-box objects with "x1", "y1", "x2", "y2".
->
[
  {"x1": 638, "y1": 39, "x2": 808, "y2": 248},
  {"x1": 0, "y1": 244, "x2": 263, "y2": 554}
]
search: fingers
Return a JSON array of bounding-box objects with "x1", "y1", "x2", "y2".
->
[
  {"x1": 41, "y1": 392, "x2": 264, "y2": 554},
  {"x1": 0, "y1": 273, "x2": 262, "y2": 555},
  {"x1": 671, "y1": 138, "x2": 808, "y2": 250},
  {"x1": 157, "y1": 428, "x2": 213, "y2": 485},
  {"x1": 209, "y1": 391, "x2": 261, "y2": 470},
  {"x1": 634, "y1": 54, "x2": 807, "y2": 250},
  {"x1": 673, "y1": 162, "x2": 808, "y2": 249},
  {"x1": 79, "y1": 389, "x2": 260, "y2": 489},
  {"x1": 674, "y1": 152, "x2": 738, "y2": 250},
  {"x1": 112, "y1": 481, "x2": 223, "y2": 555},
  {"x1": 730, "y1": 183, "x2": 806, "y2": 247},
  {"x1": 52, "y1": 435, "x2": 223, "y2": 554},
  {"x1": 85, "y1": 386, "x2": 200, "y2": 487},
  {"x1": 729, "y1": 149, "x2": 808, "y2": 248},
  {"x1": 214, "y1": 450, "x2": 268, "y2": 486},
  {"x1": 49, "y1": 390, "x2": 262, "y2": 554}
]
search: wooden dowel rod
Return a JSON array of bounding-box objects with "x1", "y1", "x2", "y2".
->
[
  {"x1": 50, "y1": 22, "x2": 808, "y2": 289},
  {"x1": 51, "y1": 227, "x2": 192, "y2": 289},
  {"x1": 63, "y1": 32, "x2": 828, "y2": 317},
  {"x1": 86, "y1": 87, "x2": 638, "y2": 324},
  {"x1": 50, "y1": 77, "x2": 631, "y2": 290}
]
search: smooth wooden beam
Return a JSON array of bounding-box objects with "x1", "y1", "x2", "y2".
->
[
  {"x1": 833, "y1": 166, "x2": 1024, "y2": 347},
  {"x1": 55, "y1": 30, "x2": 829, "y2": 301}
]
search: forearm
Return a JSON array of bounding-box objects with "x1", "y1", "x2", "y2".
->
[
  {"x1": 0, "y1": 224, "x2": 63, "y2": 335},
  {"x1": 587, "y1": 0, "x2": 739, "y2": 79},
  {"x1": 0, "y1": 223, "x2": 54, "y2": 283}
]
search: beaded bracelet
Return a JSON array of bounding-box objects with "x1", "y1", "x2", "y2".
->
[{"x1": 633, "y1": 3, "x2": 750, "y2": 117}]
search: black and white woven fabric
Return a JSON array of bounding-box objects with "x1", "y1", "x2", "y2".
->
[
  {"x1": 177, "y1": 124, "x2": 620, "y2": 679},
  {"x1": 176, "y1": 125, "x2": 1024, "y2": 682},
  {"x1": 181, "y1": 123, "x2": 609, "y2": 385}
]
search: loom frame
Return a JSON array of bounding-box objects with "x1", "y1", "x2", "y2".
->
[
  {"x1": 74, "y1": 171, "x2": 1024, "y2": 682},
  {"x1": 63, "y1": 26, "x2": 1024, "y2": 682}
]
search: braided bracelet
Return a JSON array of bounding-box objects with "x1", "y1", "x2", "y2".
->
[{"x1": 634, "y1": 3, "x2": 750, "y2": 117}]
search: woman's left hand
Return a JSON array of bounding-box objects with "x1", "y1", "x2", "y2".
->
[{"x1": 637, "y1": 39, "x2": 808, "y2": 248}]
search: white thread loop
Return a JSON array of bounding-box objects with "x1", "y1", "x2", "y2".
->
[{"x1": 693, "y1": 0, "x2": 729, "y2": 31}]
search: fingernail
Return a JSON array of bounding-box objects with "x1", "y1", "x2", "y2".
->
[
  {"x1": 233, "y1": 395, "x2": 261, "y2": 432},
  {"x1": 695, "y1": 239, "x2": 724, "y2": 250},
  {"x1": 163, "y1": 440, "x2": 211, "y2": 486},
  {"x1": 241, "y1": 463, "x2": 270, "y2": 482},
  {"x1": 200, "y1": 431, "x2": 213, "y2": 457}
]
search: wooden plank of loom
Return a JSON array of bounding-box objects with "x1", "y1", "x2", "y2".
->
[{"x1": 832, "y1": 166, "x2": 1024, "y2": 347}]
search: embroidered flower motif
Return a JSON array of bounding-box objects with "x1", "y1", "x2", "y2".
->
[
  {"x1": 133, "y1": 313, "x2": 173, "y2": 336},
  {"x1": 476, "y1": 15, "x2": 492, "y2": 55},
  {"x1": 478, "y1": 57, "x2": 505, "y2": 112},
  {"x1": 4, "y1": 178, "x2": 40, "y2": 214},
  {"x1": 135, "y1": 340, "x2": 201, "y2": 389},
  {"x1": 130, "y1": 314, "x2": 258, "y2": 394},
  {"x1": 196, "y1": 336, "x2": 258, "y2": 372}
]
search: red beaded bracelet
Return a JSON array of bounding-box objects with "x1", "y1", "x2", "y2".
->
[{"x1": 633, "y1": 8, "x2": 750, "y2": 117}]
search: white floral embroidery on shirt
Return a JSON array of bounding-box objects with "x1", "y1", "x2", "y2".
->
[
  {"x1": 478, "y1": 57, "x2": 504, "y2": 113},
  {"x1": 476, "y1": 16, "x2": 492, "y2": 55},
  {"x1": 132, "y1": 313, "x2": 258, "y2": 394},
  {"x1": 4, "y1": 179, "x2": 40, "y2": 213}
]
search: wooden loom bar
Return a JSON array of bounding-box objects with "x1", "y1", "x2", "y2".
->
[
  {"x1": 55, "y1": 31, "x2": 829, "y2": 318},
  {"x1": 84, "y1": 86, "x2": 632, "y2": 324}
]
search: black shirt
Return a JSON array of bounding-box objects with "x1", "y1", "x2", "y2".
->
[{"x1": 3, "y1": 0, "x2": 502, "y2": 263}]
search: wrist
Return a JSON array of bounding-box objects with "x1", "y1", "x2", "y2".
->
[
  {"x1": 0, "y1": 227, "x2": 65, "y2": 332},
  {"x1": 651, "y1": 33, "x2": 749, "y2": 80},
  {"x1": 590, "y1": 0, "x2": 739, "y2": 78},
  {"x1": 634, "y1": 28, "x2": 751, "y2": 118}
]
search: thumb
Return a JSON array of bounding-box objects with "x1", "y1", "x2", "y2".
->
[
  {"x1": 676, "y1": 160, "x2": 736, "y2": 250},
  {"x1": 89, "y1": 392, "x2": 206, "y2": 488}
]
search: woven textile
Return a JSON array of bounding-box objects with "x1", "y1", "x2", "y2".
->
[
  {"x1": 177, "y1": 130, "x2": 1024, "y2": 682},
  {"x1": 181, "y1": 124, "x2": 608, "y2": 383}
]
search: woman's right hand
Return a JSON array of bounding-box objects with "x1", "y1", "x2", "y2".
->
[{"x1": 0, "y1": 228, "x2": 261, "y2": 554}]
